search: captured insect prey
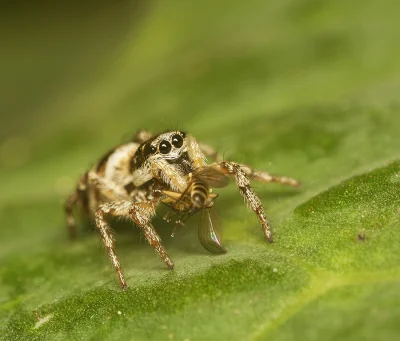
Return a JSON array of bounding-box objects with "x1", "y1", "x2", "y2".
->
[
  {"x1": 64, "y1": 130, "x2": 300, "y2": 289},
  {"x1": 162, "y1": 165, "x2": 229, "y2": 253}
]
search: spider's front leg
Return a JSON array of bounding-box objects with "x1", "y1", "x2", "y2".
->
[
  {"x1": 199, "y1": 141, "x2": 299, "y2": 187},
  {"x1": 238, "y1": 164, "x2": 300, "y2": 187},
  {"x1": 213, "y1": 161, "x2": 274, "y2": 243},
  {"x1": 95, "y1": 199, "x2": 173, "y2": 289},
  {"x1": 130, "y1": 200, "x2": 175, "y2": 270}
]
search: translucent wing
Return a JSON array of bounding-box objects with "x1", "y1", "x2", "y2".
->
[
  {"x1": 194, "y1": 166, "x2": 229, "y2": 188},
  {"x1": 198, "y1": 207, "x2": 227, "y2": 253}
]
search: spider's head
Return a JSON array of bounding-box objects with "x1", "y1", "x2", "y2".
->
[
  {"x1": 132, "y1": 130, "x2": 188, "y2": 167},
  {"x1": 147, "y1": 131, "x2": 187, "y2": 161},
  {"x1": 131, "y1": 130, "x2": 195, "y2": 188}
]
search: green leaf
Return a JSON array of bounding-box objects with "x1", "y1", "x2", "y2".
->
[{"x1": 1, "y1": 1, "x2": 400, "y2": 340}]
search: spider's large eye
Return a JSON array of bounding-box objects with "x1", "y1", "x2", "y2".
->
[
  {"x1": 159, "y1": 140, "x2": 172, "y2": 154},
  {"x1": 171, "y1": 134, "x2": 183, "y2": 148}
]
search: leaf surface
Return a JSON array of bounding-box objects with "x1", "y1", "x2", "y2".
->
[{"x1": 1, "y1": 1, "x2": 400, "y2": 340}]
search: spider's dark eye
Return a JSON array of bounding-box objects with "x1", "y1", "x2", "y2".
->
[
  {"x1": 171, "y1": 134, "x2": 183, "y2": 148},
  {"x1": 144, "y1": 143, "x2": 157, "y2": 155},
  {"x1": 159, "y1": 140, "x2": 172, "y2": 154}
]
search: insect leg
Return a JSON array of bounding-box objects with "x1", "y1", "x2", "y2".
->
[
  {"x1": 214, "y1": 161, "x2": 273, "y2": 243},
  {"x1": 130, "y1": 201, "x2": 175, "y2": 270},
  {"x1": 238, "y1": 164, "x2": 300, "y2": 187},
  {"x1": 95, "y1": 200, "x2": 133, "y2": 289}
]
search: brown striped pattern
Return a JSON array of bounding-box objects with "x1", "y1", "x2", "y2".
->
[{"x1": 218, "y1": 161, "x2": 273, "y2": 242}]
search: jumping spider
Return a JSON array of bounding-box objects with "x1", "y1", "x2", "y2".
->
[{"x1": 65, "y1": 130, "x2": 299, "y2": 289}]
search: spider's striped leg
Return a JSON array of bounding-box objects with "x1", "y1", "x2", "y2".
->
[
  {"x1": 64, "y1": 172, "x2": 91, "y2": 239},
  {"x1": 95, "y1": 201, "x2": 133, "y2": 289},
  {"x1": 238, "y1": 164, "x2": 300, "y2": 187},
  {"x1": 95, "y1": 199, "x2": 173, "y2": 289},
  {"x1": 88, "y1": 172, "x2": 128, "y2": 201},
  {"x1": 64, "y1": 191, "x2": 79, "y2": 240},
  {"x1": 197, "y1": 139, "x2": 299, "y2": 186},
  {"x1": 213, "y1": 161, "x2": 273, "y2": 243},
  {"x1": 130, "y1": 200, "x2": 174, "y2": 270}
]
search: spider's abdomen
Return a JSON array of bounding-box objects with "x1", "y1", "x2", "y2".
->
[{"x1": 95, "y1": 142, "x2": 139, "y2": 189}]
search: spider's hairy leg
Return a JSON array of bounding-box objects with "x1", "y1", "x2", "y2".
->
[
  {"x1": 64, "y1": 191, "x2": 78, "y2": 239},
  {"x1": 95, "y1": 201, "x2": 132, "y2": 289},
  {"x1": 186, "y1": 135, "x2": 208, "y2": 168},
  {"x1": 88, "y1": 172, "x2": 128, "y2": 201},
  {"x1": 132, "y1": 130, "x2": 153, "y2": 143},
  {"x1": 96, "y1": 199, "x2": 174, "y2": 289},
  {"x1": 64, "y1": 172, "x2": 90, "y2": 239},
  {"x1": 150, "y1": 158, "x2": 188, "y2": 192},
  {"x1": 197, "y1": 140, "x2": 299, "y2": 187},
  {"x1": 214, "y1": 161, "x2": 274, "y2": 243},
  {"x1": 130, "y1": 200, "x2": 174, "y2": 270},
  {"x1": 238, "y1": 164, "x2": 300, "y2": 187}
]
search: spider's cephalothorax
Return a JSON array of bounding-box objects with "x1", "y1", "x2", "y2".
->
[
  {"x1": 65, "y1": 130, "x2": 299, "y2": 289},
  {"x1": 130, "y1": 131, "x2": 199, "y2": 192}
]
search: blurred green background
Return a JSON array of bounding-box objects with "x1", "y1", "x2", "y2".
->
[{"x1": 1, "y1": 1, "x2": 400, "y2": 340}]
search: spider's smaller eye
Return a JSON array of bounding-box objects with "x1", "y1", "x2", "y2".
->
[
  {"x1": 144, "y1": 143, "x2": 157, "y2": 155},
  {"x1": 159, "y1": 140, "x2": 172, "y2": 154},
  {"x1": 171, "y1": 134, "x2": 184, "y2": 148}
]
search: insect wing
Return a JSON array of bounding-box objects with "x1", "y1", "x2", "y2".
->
[
  {"x1": 198, "y1": 207, "x2": 227, "y2": 253},
  {"x1": 195, "y1": 166, "x2": 229, "y2": 188}
]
